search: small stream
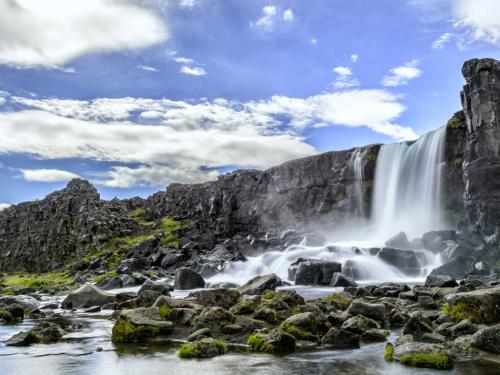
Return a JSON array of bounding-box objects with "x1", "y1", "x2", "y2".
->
[{"x1": 1, "y1": 287, "x2": 498, "y2": 375}]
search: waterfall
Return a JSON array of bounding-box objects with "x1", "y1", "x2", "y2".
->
[
  {"x1": 348, "y1": 148, "x2": 366, "y2": 218},
  {"x1": 370, "y1": 126, "x2": 447, "y2": 240}
]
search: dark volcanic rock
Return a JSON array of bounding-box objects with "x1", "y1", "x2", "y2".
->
[
  {"x1": 174, "y1": 268, "x2": 205, "y2": 290},
  {"x1": 330, "y1": 272, "x2": 358, "y2": 287},
  {"x1": 291, "y1": 258, "x2": 341, "y2": 286},
  {"x1": 61, "y1": 283, "x2": 115, "y2": 309},
  {"x1": 377, "y1": 248, "x2": 423, "y2": 276},
  {"x1": 425, "y1": 274, "x2": 458, "y2": 288}
]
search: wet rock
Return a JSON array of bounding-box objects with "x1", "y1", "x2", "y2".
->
[
  {"x1": 112, "y1": 307, "x2": 173, "y2": 342},
  {"x1": 252, "y1": 307, "x2": 283, "y2": 324},
  {"x1": 6, "y1": 322, "x2": 65, "y2": 346},
  {"x1": 393, "y1": 340, "x2": 453, "y2": 369},
  {"x1": 229, "y1": 297, "x2": 259, "y2": 315},
  {"x1": 119, "y1": 274, "x2": 137, "y2": 287},
  {"x1": 321, "y1": 327, "x2": 360, "y2": 348},
  {"x1": 385, "y1": 231, "x2": 412, "y2": 249},
  {"x1": 188, "y1": 288, "x2": 240, "y2": 310},
  {"x1": 422, "y1": 231, "x2": 454, "y2": 252},
  {"x1": 0, "y1": 295, "x2": 40, "y2": 311},
  {"x1": 291, "y1": 258, "x2": 341, "y2": 286},
  {"x1": 238, "y1": 274, "x2": 281, "y2": 296},
  {"x1": 61, "y1": 283, "x2": 115, "y2": 309},
  {"x1": 192, "y1": 307, "x2": 235, "y2": 332},
  {"x1": 360, "y1": 328, "x2": 389, "y2": 343},
  {"x1": 187, "y1": 328, "x2": 211, "y2": 342},
  {"x1": 138, "y1": 280, "x2": 172, "y2": 296},
  {"x1": 6, "y1": 331, "x2": 38, "y2": 346},
  {"x1": 96, "y1": 277, "x2": 122, "y2": 290},
  {"x1": 330, "y1": 272, "x2": 357, "y2": 287},
  {"x1": 471, "y1": 324, "x2": 500, "y2": 354},
  {"x1": 377, "y1": 248, "x2": 422, "y2": 276},
  {"x1": 348, "y1": 301, "x2": 386, "y2": 322},
  {"x1": 178, "y1": 337, "x2": 227, "y2": 359},
  {"x1": 425, "y1": 274, "x2": 458, "y2": 288},
  {"x1": 429, "y1": 255, "x2": 475, "y2": 280},
  {"x1": 418, "y1": 296, "x2": 436, "y2": 309},
  {"x1": 280, "y1": 312, "x2": 318, "y2": 340},
  {"x1": 444, "y1": 287, "x2": 500, "y2": 324},
  {"x1": 342, "y1": 315, "x2": 381, "y2": 334},
  {"x1": 174, "y1": 268, "x2": 205, "y2": 290},
  {"x1": 117, "y1": 258, "x2": 146, "y2": 274},
  {"x1": 247, "y1": 329, "x2": 296, "y2": 354},
  {"x1": 403, "y1": 315, "x2": 434, "y2": 340}
]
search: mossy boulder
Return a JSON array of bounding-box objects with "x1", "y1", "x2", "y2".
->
[
  {"x1": 321, "y1": 293, "x2": 352, "y2": 310},
  {"x1": 238, "y1": 274, "x2": 281, "y2": 296},
  {"x1": 393, "y1": 340, "x2": 453, "y2": 369},
  {"x1": 403, "y1": 315, "x2": 434, "y2": 340},
  {"x1": 471, "y1": 324, "x2": 500, "y2": 354},
  {"x1": 252, "y1": 307, "x2": 284, "y2": 324},
  {"x1": 341, "y1": 314, "x2": 380, "y2": 334},
  {"x1": 247, "y1": 329, "x2": 296, "y2": 354},
  {"x1": 189, "y1": 288, "x2": 240, "y2": 310},
  {"x1": 0, "y1": 309, "x2": 15, "y2": 324},
  {"x1": 280, "y1": 312, "x2": 317, "y2": 340},
  {"x1": 348, "y1": 300, "x2": 386, "y2": 321},
  {"x1": 112, "y1": 307, "x2": 173, "y2": 343},
  {"x1": 262, "y1": 290, "x2": 305, "y2": 307},
  {"x1": 229, "y1": 297, "x2": 259, "y2": 315},
  {"x1": 191, "y1": 306, "x2": 235, "y2": 332},
  {"x1": 444, "y1": 287, "x2": 500, "y2": 324},
  {"x1": 6, "y1": 322, "x2": 65, "y2": 346},
  {"x1": 321, "y1": 327, "x2": 360, "y2": 349},
  {"x1": 178, "y1": 338, "x2": 228, "y2": 359}
]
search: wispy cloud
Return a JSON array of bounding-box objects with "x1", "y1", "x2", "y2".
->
[
  {"x1": 180, "y1": 66, "x2": 206, "y2": 76},
  {"x1": 332, "y1": 66, "x2": 360, "y2": 89},
  {"x1": 381, "y1": 60, "x2": 422, "y2": 87},
  {"x1": 351, "y1": 54, "x2": 359, "y2": 63},
  {"x1": 431, "y1": 32, "x2": 453, "y2": 49},
  {"x1": 20, "y1": 169, "x2": 81, "y2": 183},
  {"x1": 251, "y1": 5, "x2": 294, "y2": 30},
  {"x1": 283, "y1": 9, "x2": 294, "y2": 22},
  {"x1": 137, "y1": 64, "x2": 159, "y2": 72},
  {"x1": 0, "y1": 203, "x2": 11, "y2": 211}
]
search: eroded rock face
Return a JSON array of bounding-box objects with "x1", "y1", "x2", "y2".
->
[
  {"x1": 61, "y1": 283, "x2": 115, "y2": 309},
  {"x1": 461, "y1": 58, "x2": 500, "y2": 237}
]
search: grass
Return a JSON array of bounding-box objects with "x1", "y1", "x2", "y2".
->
[
  {"x1": 0, "y1": 272, "x2": 73, "y2": 290},
  {"x1": 442, "y1": 302, "x2": 481, "y2": 322},
  {"x1": 158, "y1": 217, "x2": 184, "y2": 248},
  {"x1": 129, "y1": 208, "x2": 154, "y2": 226},
  {"x1": 92, "y1": 270, "x2": 119, "y2": 284},
  {"x1": 400, "y1": 352, "x2": 453, "y2": 369},
  {"x1": 280, "y1": 322, "x2": 314, "y2": 340}
]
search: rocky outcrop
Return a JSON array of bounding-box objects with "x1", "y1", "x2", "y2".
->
[
  {"x1": 461, "y1": 58, "x2": 500, "y2": 237},
  {"x1": 0, "y1": 179, "x2": 137, "y2": 272}
]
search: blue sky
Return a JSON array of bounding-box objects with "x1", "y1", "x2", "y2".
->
[{"x1": 0, "y1": 0, "x2": 499, "y2": 207}]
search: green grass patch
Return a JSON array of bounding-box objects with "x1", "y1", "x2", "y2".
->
[
  {"x1": 92, "y1": 270, "x2": 119, "y2": 284},
  {"x1": 442, "y1": 302, "x2": 481, "y2": 322},
  {"x1": 159, "y1": 304, "x2": 171, "y2": 320},
  {"x1": 400, "y1": 352, "x2": 453, "y2": 369},
  {"x1": 0, "y1": 272, "x2": 73, "y2": 290},
  {"x1": 159, "y1": 217, "x2": 184, "y2": 248},
  {"x1": 178, "y1": 342, "x2": 198, "y2": 358}
]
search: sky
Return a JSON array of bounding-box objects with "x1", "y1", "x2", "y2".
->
[{"x1": 0, "y1": 0, "x2": 499, "y2": 207}]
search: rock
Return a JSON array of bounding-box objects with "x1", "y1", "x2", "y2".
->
[
  {"x1": 247, "y1": 328, "x2": 296, "y2": 354},
  {"x1": 117, "y1": 257, "x2": 146, "y2": 274},
  {"x1": 403, "y1": 315, "x2": 434, "y2": 339},
  {"x1": 192, "y1": 307, "x2": 236, "y2": 332},
  {"x1": 425, "y1": 274, "x2": 458, "y2": 288},
  {"x1": 0, "y1": 295, "x2": 40, "y2": 311},
  {"x1": 188, "y1": 288, "x2": 240, "y2": 310},
  {"x1": 280, "y1": 312, "x2": 318, "y2": 340},
  {"x1": 96, "y1": 277, "x2": 122, "y2": 290},
  {"x1": 6, "y1": 322, "x2": 65, "y2": 346},
  {"x1": 6, "y1": 331, "x2": 38, "y2": 346},
  {"x1": 82, "y1": 306, "x2": 101, "y2": 313},
  {"x1": 421, "y1": 231, "x2": 454, "y2": 252},
  {"x1": 321, "y1": 327, "x2": 360, "y2": 348},
  {"x1": 422, "y1": 332, "x2": 446, "y2": 343},
  {"x1": 347, "y1": 300, "x2": 386, "y2": 321},
  {"x1": 418, "y1": 295, "x2": 435, "y2": 309},
  {"x1": 444, "y1": 287, "x2": 500, "y2": 324},
  {"x1": 229, "y1": 297, "x2": 258, "y2": 315},
  {"x1": 471, "y1": 324, "x2": 500, "y2": 354},
  {"x1": 291, "y1": 258, "x2": 341, "y2": 286},
  {"x1": 238, "y1": 274, "x2": 281, "y2": 295},
  {"x1": 119, "y1": 274, "x2": 137, "y2": 287},
  {"x1": 430, "y1": 255, "x2": 475, "y2": 280},
  {"x1": 393, "y1": 340, "x2": 453, "y2": 369},
  {"x1": 342, "y1": 315, "x2": 380, "y2": 334},
  {"x1": 377, "y1": 248, "x2": 423, "y2": 276},
  {"x1": 385, "y1": 231, "x2": 412, "y2": 249},
  {"x1": 138, "y1": 280, "x2": 172, "y2": 296},
  {"x1": 252, "y1": 307, "x2": 283, "y2": 324},
  {"x1": 360, "y1": 329, "x2": 389, "y2": 343},
  {"x1": 61, "y1": 283, "x2": 115, "y2": 309},
  {"x1": 174, "y1": 268, "x2": 205, "y2": 290},
  {"x1": 330, "y1": 272, "x2": 357, "y2": 287},
  {"x1": 187, "y1": 328, "x2": 211, "y2": 342},
  {"x1": 112, "y1": 307, "x2": 173, "y2": 342},
  {"x1": 178, "y1": 337, "x2": 227, "y2": 359},
  {"x1": 448, "y1": 319, "x2": 477, "y2": 337}
]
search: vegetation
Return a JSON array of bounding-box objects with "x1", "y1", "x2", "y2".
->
[
  {"x1": 178, "y1": 342, "x2": 198, "y2": 358},
  {"x1": 111, "y1": 319, "x2": 160, "y2": 343},
  {"x1": 442, "y1": 302, "x2": 481, "y2": 322},
  {"x1": 399, "y1": 352, "x2": 453, "y2": 369},
  {"x1": 129, "y1": 208, "x2": 154, "y2": 226},
  {"x1": 247, "y1": 333, "x2": 268, "y2": 352},
  {"x1": 446, "y1": 115, "x2": 464, "y2": 129},
  {"x1": 159, "y1": 304, "x2": 171, "y2": 320},
  {"x1": 178, "y1": 338, "x2": 228, "y2": 358},
  {"x1": 158, "y1": 217, "x2": 184, "y2": 248},
  {"x1": 280, "y1": 322, "x2": 315, "y2": 340},
  {"x1": 321, "y1": 293, "x2": 351, "y2": 309},
  {"x1": 92, "y1": 270, "x2": 118, "y2": 284},
  {"x1": 0, "y1": 272, "x2": 73, "y2": 290},
  {"x1": 384, "y1": 344, "x2": 394, "y2": 361}
]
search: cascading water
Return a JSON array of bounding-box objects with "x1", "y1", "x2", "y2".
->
[
  {"x1": 370, "y1": 126, "x2": 447, "y2": 240},
  {"x1": 208, "y1": 127, "x2": 448, "y2": 285}
]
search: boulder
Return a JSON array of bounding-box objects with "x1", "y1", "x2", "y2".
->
[
  {"x1": 385, "y1": 231, "x2": 412, "y2": 249},
  {"x1": 321, "y1": 327, "x2": 360, "y2": 348},
  {"x1": 471, "y1": 324, "x2": 500, "y2": 354},
  {"x1": 360, "y1": 329, "x2": 389, "y2": 343},
  {"x1": 421, "y1": 231, "x2": 455, "y2": 252},
  {"x1": 178, "y1": 337, "x2": 227, "y2": 359},
  {"x1": 280, "y1": 312, "x2": 318, "y2": 340},
  {"x1": 0, "y1": 295, "x2": 40, "y2": 311},
  {"x1": 425, "y1": 274, "x2": 458, "y2": 288},
  {"x1": 330, "y1": 272, "x2": 358, "y2": 287},
  {"x1": 61, "y1": 283, "x2": 115, "y2": 309},
  {"x1": 377, "y1": 248, "x2": 423, "y2": 276},
  {"x1": 342, "y1": 315, "x2": 380, "y2": 334},
  {"x1": 174, "y1": 268, "x2": 205, "y2": 290},
  {"x1": 347, "y1": 300, "x2": 386, "y2": 321},
  {"x1": 192, "y1": 307, "x2": 236, "y2": 332},
  {"x1": 6, "y1": 322, "x2": 65, "y2": 346},
  {"x1": 189, "y1": 288, "x2": 240, "y2": 310},
  {"x1": 444, "y1": 287, "x2": 500, "y2": 324},
  {"x1": 112, "y1": 307, "x2": 173, "y2": 342},
  {"x1": 290, "y1": 258, "x2": 341, "y2": 286},
  {"x1": 247, "y1": 329, "x2": 296, "y2": 354},
  {"x1": 392, "y1": 340, "x2": 453, "y2": 369},
  {"x1": 403, "y1": 315, "x2": 434, "y2": 339},
  {"x1": 96, "y1": 277, "x2": 122, "y2": 290},
  {"x1": 238, "y1": 274, "x2": 281, "y2": 295},
  {"x1": 430, "y1": 255, "x2": 475, "y2": 280}
]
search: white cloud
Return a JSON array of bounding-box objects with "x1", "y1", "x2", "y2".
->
[
  {"x1": 0, "y1": 0, "x2": 168, "y2": 68},
  {"x1": 251, "y1": 5, "x2": 277, "y2": 28},
  {"x1": 1, "y1": 89, "x2": 417, "y2": 187},
  {"x1": 137, "y1": 64, "x2": 159, "y2": 72},
  {"x1": 351, "y1": 54, "x2": 359, "y2": 63},
  {"x1": 173, "y1": 56, "x2": 194, "y2": 64},
  {"x1": 310, "y1": 38, "x2": 318, "y2": 45},
  {"x1": 179, "y1": 0, "x2": 195, "y2": 8},
  {"x1": 0, "y1": 98, "x2": 5, "y2": 106},
  {"x1": 0, "y1": 203, "x2": 11, "y2": 211},
  {"x1": 20, "y1": 168, "x2": 81, "y2": 183},
  {"x1": 332, "y1": 66, "x2": 360, "y2": 89},
  {"x1": 381, "y1": 60, "x2": 422, "y2": 87},
  {"x1": 431, "y1": 32, "x2": 453, "y2": 49},
  {"x1": 283, "y1": 9, "x2": 294, "y2": 21},
  {"x1": 453, "y1": 0, "x2": 500, "y2": 47},
  {"x1": 180, "y1": 66, "x2": 206, "y2": 76}
]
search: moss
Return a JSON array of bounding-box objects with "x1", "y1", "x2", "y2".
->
[
  {"x1": 363, "y1": 150, "x2": 377, "y2": 162},
  {"x1": 0, "y1": 309, "x2": 14, "y2": 323},
  {"x1": 384, "y1": 343, "x2": 394, "y2": 361},
  {"x1": 442, "y1": 302, "x2": 481, "y2": 322},
  {"x1": 178, "y1": 339, "x2": 228, "y2": 358},
  {"x1": 230, "y1": 299, "x2": 258, "y2": 315},
  {"x1": 158, "y1": 217, "x2": 184, "y2": 248},
  {"x1": 262, "y1": 290, "x2": 304, "y2": 308},
  {"x1": 262, "y1": 291, "x2": 275, "y2": 300},
  {"x1": 159, "y1": 304, "x2": 171, "y2": 320},
  {"x1": 280, "y1": 322, "x2": 314, "y2": 340},
  {"x1": 321, "y1": 293, "x2": 351, "y2": 309},
  {"x1": 111, "y1": 319, "x2": 160, "y2": 343},
  {"x1": 452, "y1": 157, "x2": 463, "y2": 168},
  {"x1": 92, "y1": 270, "x2": 118, "y2": 284},
  {"x1": 214, "y1": 339, "x2": 228, "y2": 354},
  {"x1": 178, "y1": 342, "x2": 198, "y2": 358},
  {"x1": 129, "y1": 208, "x2": 154, "y2": 226},
  {"x1": 400, "y1": 352, "x2": 453, "y2": 369},
  {"x1": 0, "y1": 272, "x2": 73, "y2": 290},
  {"x1": 247, "y1": 333, "x2": 270, "y2": 352},
  {"x1": 446, "y1": 115, "x2": 464, "y2": 129}
]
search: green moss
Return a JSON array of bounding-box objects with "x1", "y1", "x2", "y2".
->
[
  {"x1": 452, "y1": 157, "x2": 463, "y2": 168},
  {"x1": 446, "y1": 115, "x2": 464, "y2": 129},
  {"x1": 0, "y1": 309, "x2": 14, "y2": 323},
  {"x1": 0, "y1": 272, "x2": 73, "y2": 290},
  {"x1": 442, "y1": 302, "x2": 481, "y2": 322},
  {"x1": 111, "y1": 319, "x2": 160, "y2": 343},
  {"x1": 214, "y1": 339, "x2": 228, "y2": 354},
  {"x1": 321, "y1": 293, "x2": 351, "y2": 309},
  {"x1": 247, "y1": 333, "x2": 270, "y2": 352},
  {"x1": 230, "y1": 299, "x2": 258, "y2": 315},
  {"x1": 384, "y1": 344, "x2": 394, "y2": 361},
  {"x1": 159, "y1": 304, "x2": 171, "y2": 320},
  {"x1": 92, "y1": 270, "x2": 118, "y2": 284},
  {"x1": 363, "y1": 150, "x2": 377, "y2": 162},
  {"x1": 280, "y1": 322, "x2": 314, "y2": 340},
  {"x1": 178, "y1": 342, "x2": 198, "y2": 358},
  {"x1": 158, "y1": 217, "x2": 184, "y2": 248},
  {"x1": 129, "y1": 208, "x2": 154, "y2": 226},
  {"x1": 400, "y1": 352, "x2": 453, "y2": 369}
]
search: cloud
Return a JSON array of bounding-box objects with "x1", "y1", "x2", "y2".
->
[
  {"x1": 351, "y1": 54, "x2": 359, "y2": 63},
  {"x1": 0, "y1": 0, "x2": 168, "y2": 68},
  {"x1": 453, "y1": 0, "x2": 500, "y2": 47},
  {"x1": 310, "y1": 38, "x2": 318, "y2": 45},
  {"x1": 332, "y1": 66, "x2": 360, "y2": 89},
  {"x1": 180, "y1": 66, "x2": 206, "y2": 76},
  {"x1": 283, "y1": 9, "x2": 294, "y2": 21},
  {"x1": 179, "y1": 0, "x2": 195, "y2": 8},
  {"x1": 0, "y1": 203, "x2": 11, "y2": 211},
  {"x1": 20, "y1": 168, "x2": 81, "y2": 183},
  {"x1": 137, "y1": 64, "x2": 159, "y2": 72},
  {"x1": 381, "y1": 60, "x2": 422, "y2": 87},
  {"x1": 431, "y1": 32, "x2": 453, "y2": 49}
]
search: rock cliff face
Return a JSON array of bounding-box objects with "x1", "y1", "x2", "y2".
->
[
  {"x1": 461, "y1": 58, "x2": 500, "y2": 237},
  {"x1": 146, "y1": 144, "x2": 380, "y2": 236},
  {"x1": 0, "y1": 180, "x2": 137, "y2": 272}
]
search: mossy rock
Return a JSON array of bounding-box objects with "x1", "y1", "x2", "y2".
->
[
  {"x1": 444, "y1": 288, "x2": 500, "y2": 324},
  {"x1": 280, "y1": 312, "x2": 317, "y2": 340},
  {"x1": 112, "y1": 307, "x2": 173, "y2": 343},
  {"x1": 399, "y1": 352, "x2": 453, "y2": 369},
  {"x1": 262, "y1": 290, "x2": 305, "y2": 308},
  {"x1": 247, "y1": 329, "x2": 296, "y2": 354},
  {"x1": 321, "y1": 293, "x2": 351, "y2": 309},
  {"x1": 178, "y1": 338, "x2": 228, "y2": 359},
  {"x1": 384, "y1": 343, "x2": 394, "y2": 361},
  {"x1": 229, "y1": 298, "x2": 258, "y2": 315},
  {"x1": 0, "y1": 309, "x2": 14, "y2": 324}
]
